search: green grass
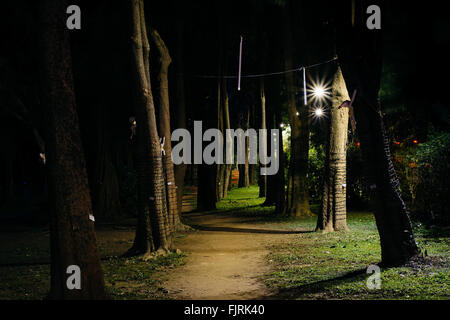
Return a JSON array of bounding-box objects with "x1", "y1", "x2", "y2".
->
[
  {"x1": 0, "y1": 228, "x2": 187, "y2": 300},
  {"x1": 261, "y1": 212, "x2": 449, "y2": 300},
  {"x1": 0, "y1": 253, "x2": 186, "y2": 300},
  {"x1": 103, "y1": 252, "x2": 187, "y2": 300},
  {"x1": 216, "y1": 187, "x2": 450, "y2": 300}
]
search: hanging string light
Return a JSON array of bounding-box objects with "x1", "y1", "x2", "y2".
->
[
  {"x1": 238, "y1": 36, "x2": 243, "y2": 91},
  {"x1": 303, "y1": 67, "x2": 307, "y2": 106}
]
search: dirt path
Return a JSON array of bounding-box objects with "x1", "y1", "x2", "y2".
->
[{"x1": 162, "y1": 212, "x2": 299, "y2": 300}]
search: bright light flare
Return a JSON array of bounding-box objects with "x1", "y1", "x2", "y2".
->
[
  {"x1": 307, "y1": 77, "x2": 331, "y2": 103},
  {"x1": 312, "y1": 86, "x2": 326, "y2": 98},
  {"x1": 310, "y1": 106, "x2": 327, "y2": 122},
  {"x1": 314, "y1": 107, "x2": 324, "y2": 117}
]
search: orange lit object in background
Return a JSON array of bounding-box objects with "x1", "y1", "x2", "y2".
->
[
  {"x1": 394, "y1": 141, "x2": 401, "y2": 145},
  {"x1": 413, "y1": 139, "x2": 418, "y2": 144},
  {"x1": 356, "y1": 142, "x2": 360, "y2": 147}
]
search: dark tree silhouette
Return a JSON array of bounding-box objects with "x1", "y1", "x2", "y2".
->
[
  {"x1": 335, "y1": 0, "x2": 418, "y2": 265},
  {"x1": 282, "y1": 1, "x2": 311, "y2": 217},
  {"x1": 39, "y1": 0, "x2": 107, "y2": 299}
]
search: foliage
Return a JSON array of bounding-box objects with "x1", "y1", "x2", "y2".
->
[
  {"x1": 392, "y1": 130, "x2": 450, "y2": 225},
  {"x1": 346, "y1": 142, "x2": 370, "y2": 210},
  {"x1": 307, "y1": 144, "x2": 324, "y2": 204}
]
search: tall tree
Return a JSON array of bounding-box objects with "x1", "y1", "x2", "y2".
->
[
  {"x1": 238, "y1": 109, "x2": 250, "y2": 188},
  {"x1": 282, "y1": 1, "x2": 311, "y2": 217},
  {"x1": 265, "y1": 74, "x2": 286, "y2": 212},
  {"x1": 127, "y1": 0, "x2": 172, "y2": 259},
  {"x1": 173, "y1": 17, "x2": 188, "y2": 219},
  {"x1": 335, "y1": 0, "x2": 418, "y2": 265},
  {"x1": 39, "y1": 0, "x2": 107, "y2": 299},
  {"x1": 149, "y1": 28, "x2": 180, "y2": 231},
  {"x1": 316, "y1": 66, "x2": 350, "y2": 232},
  {"x1": 258, "y1": 78, "x2": 267, "y2": 198},
  {"x1": 221, "y1": 78, "x2": 233, "y2": 198}
]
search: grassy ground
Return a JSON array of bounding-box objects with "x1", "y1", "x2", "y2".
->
[
  {"x1": 264, "y1": 213, "x2": 450, "y2": 300},
  {"x1": 202, "y1": 186, "x2": 450, "y2": 300},
  {"x1": 0, "y1": 228, "x2": 187, "y2": 300},
  {"x1": 0, "y1": 185, "x2": 448, "y2": 300}
]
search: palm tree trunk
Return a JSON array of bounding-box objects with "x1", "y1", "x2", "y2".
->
[{"x1": 316, "y1": 66, "x2": 350, "y2": 232}]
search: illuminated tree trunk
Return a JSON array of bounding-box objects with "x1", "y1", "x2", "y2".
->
[
  {"x1": 282, "y1": 3, "x2": 311, "y2": 217},
  {"x1": 316, "y1": 66, "x2": 349, "y2": 232},
  {"x1": 39, "y1": 0, "x2": 107, "y2": 299},
  {"x1": 149, "y1": 28, "x2": 179, "y2": 232},
  {"x1": 335, "y1": 0, "x2": 418, "y2": 266},
  {"x1": 128, "y1": 0, "x2": 171, "y2": 258}
]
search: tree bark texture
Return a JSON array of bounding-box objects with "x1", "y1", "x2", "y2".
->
[
  {"x1": 316, "y1": 66, "x2": 349, "y2": 232},
  {"x1": 39, "y1": 0, "x2": 107, "y2": 299},
  {"x1": 128, "y1": 0, "x2": 171, "y2": 257},
  {"x1": 149, "y1": 28, "x2": 179, "y2": 232}
]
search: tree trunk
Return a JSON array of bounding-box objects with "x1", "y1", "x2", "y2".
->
[
  {"x1": 282, "y1": 3, "x2": 311, "y2": 217},
  {"x1": 92, "y1": 103, "x2": 121, "y2": 221},
  {"x1": 173, "y1": 19, "x2": 187, "y2": 220},
  {"x1": 197, "y1": 85, "x2": 217, "y2": 211},
  {"x1": 217, "y1": 89, "x2": 226, "y2": 200},
  {"x1": 335, "y1": 0, "x2": 418, "y2": 266},
  {"x1": 222, "y1": 79, "x2": 232, "y2": 198},
  {"x1": 316, "y1": 66, "x2": 349, "y2": 232},
  {"x1": 259, "y1": 79, "x2": 267, "y2": 198},
  {"x1": 39, "y1": 0, "x2": 107, "y2": 299},
  {"x1": 272, "y1": 79, "x2": 286, "y2": 213},
  {"x1": 275, "y1": 107, "x2": 286, "y2": 213},
  {"x1": 128, "y1": 0, "x2": 171, "y2": 258},
  {"x1": 238, "y1": 110, "x2": 250, "y2": 188},
  {"x1": 149, "y1": 28, "x2": 179, "y2": 232}
]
